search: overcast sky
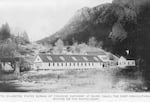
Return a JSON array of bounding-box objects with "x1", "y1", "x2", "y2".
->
[{"x1": 0, "y1": 0, "x2": 112, "y2": 41}]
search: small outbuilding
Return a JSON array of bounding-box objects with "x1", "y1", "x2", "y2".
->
[{"x1": 118, "y1": 56, "x2": 135, "y2": 68}]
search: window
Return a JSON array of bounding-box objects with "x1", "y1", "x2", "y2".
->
[
  {"x1": 53, "y1": 63, "x2": 55, "y2": 66},
  {"x1": 59, "y1": 56, "x2": 65, "y2": 61},
  {"x1": 103, "y1": 64, "x2": 105, "y2": 67},
  {"x1": 72, "y1": 56, "x2": 77, "y2": 61},
  {"x1": 47, "y1": 56, "x2": 53, "y2": 61},
  {"x1": 49, "y1": 63, "x2": 50, "y2": 66},
  {"x1": 101, "y1": 57, "x2": 108, "y2": 60},
  {"x1": 61, "y1": 63, "x2": 63, "y2": 66},
  {"x1": 132, "y1": 62, "x2": 135, "y2": 65},
  {"x1": 93, "y1": 57, "x2": 99, "y2": 61},
  {"x1": 83, "y1": 57, "x2": 88, "y2": 61},
  {"x1": 57, "y1": 63, "x2": 59, "y2": 66}
]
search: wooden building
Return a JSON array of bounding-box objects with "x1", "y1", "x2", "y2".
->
[
  {"x1": 33, "y1": 54, "x2": 105, "y2": 70},
  {"x1": 117, "y1": 56, "x2": 136, "y2": 68},
  {"x1": 33, "y1": 54, "x2": 136, "y2": 71},
  {"x1": 0, "y1": 57, "x2": 21, "y2": 73}
]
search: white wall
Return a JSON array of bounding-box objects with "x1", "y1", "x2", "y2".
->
[
  {"x1": 127, "y1": 60, "x2": 136, "y2": 66},
  {"x1": 33, "y1": 62, "x2": 104, "y2": 70},
  {"x1": 118, "y1": 60, "x2": 135, "y2": 68}
]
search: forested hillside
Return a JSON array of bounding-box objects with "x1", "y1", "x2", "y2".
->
[{"x1": 0, "y1": 23, "x2": 30, "y2": 57}]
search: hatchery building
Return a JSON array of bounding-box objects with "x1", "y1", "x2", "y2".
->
[{"x1": 33, "y1": 54, "x2": 105, "y2": 70}]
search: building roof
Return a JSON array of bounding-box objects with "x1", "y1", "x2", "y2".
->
[
  {"x1": 118, "y1": 56, "x2": 127, "y2": 61},
  {"x1": 37, "y1": 54, "x2": 103, "y2": 62},
  {"x1": 84, "y1": 47, "x2": 107, "y2": 55},
  {"x1": 0, "y1": 57, "x2": 21, "y2": 62},
  {"x1": 86, "y1": 51, "x2": 106, "y2": 55}
]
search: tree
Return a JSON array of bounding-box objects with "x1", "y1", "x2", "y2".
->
[
  {"x1": 22, "y1": 31, "x2": 30, "y2": 43},
  {"x1": 97, "y1": 41, "x2": 103, "y2": 48},
  {"x1": 55, "y1": 39, "x2": 64, "y2": 47},
  {"x1": 53, "y1": 39, "x2": 64, "y2": 53},
  {"x1": 0, "y1": 23, "x2": 11, "y2": 40},
  {"x1": 71, "y1": 42, "x2": 80, "y2": 53},
  {"x1": 88, "y1": 36, "x2": 97, "y2": 47},
  {"x1": 14, "y1": 31, "x2": 30, "y2": 45},
  {"x1": 109, "y1": 22, "x2": 127, "y2": 42},
  {"x1": 0, "y1": 39, "x2": 17, "y2": 58},
  {"x1": 78, "y1": 43, "x2": 88, "y2": 53}
]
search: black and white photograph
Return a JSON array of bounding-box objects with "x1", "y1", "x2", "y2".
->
[{"x1": 0, "y1": 0, "x2": 149, "y2": 94}]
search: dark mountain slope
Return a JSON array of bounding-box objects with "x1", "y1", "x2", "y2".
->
[
  {"x1": 37, "y1": 1, "x2": 138, "y2": 49},
  {"x1": 37, "y1": 4, "x2": 114, "y2": 46}
]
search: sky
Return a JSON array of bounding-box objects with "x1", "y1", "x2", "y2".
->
[{"x1": 0, "y1": 0, "x2": 112, "y2": 41}]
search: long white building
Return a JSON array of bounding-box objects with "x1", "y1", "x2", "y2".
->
[
  {"x1": 33, "y1": 54, "x2": 106, "y2": 70},
  {"x1": 32, "y1": 53, "x2": 136, "y2": 71}
]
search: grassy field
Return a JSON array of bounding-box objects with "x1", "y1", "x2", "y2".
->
[{"x1": 0, "y1": 69, "x2": 147, "y2": 92}]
